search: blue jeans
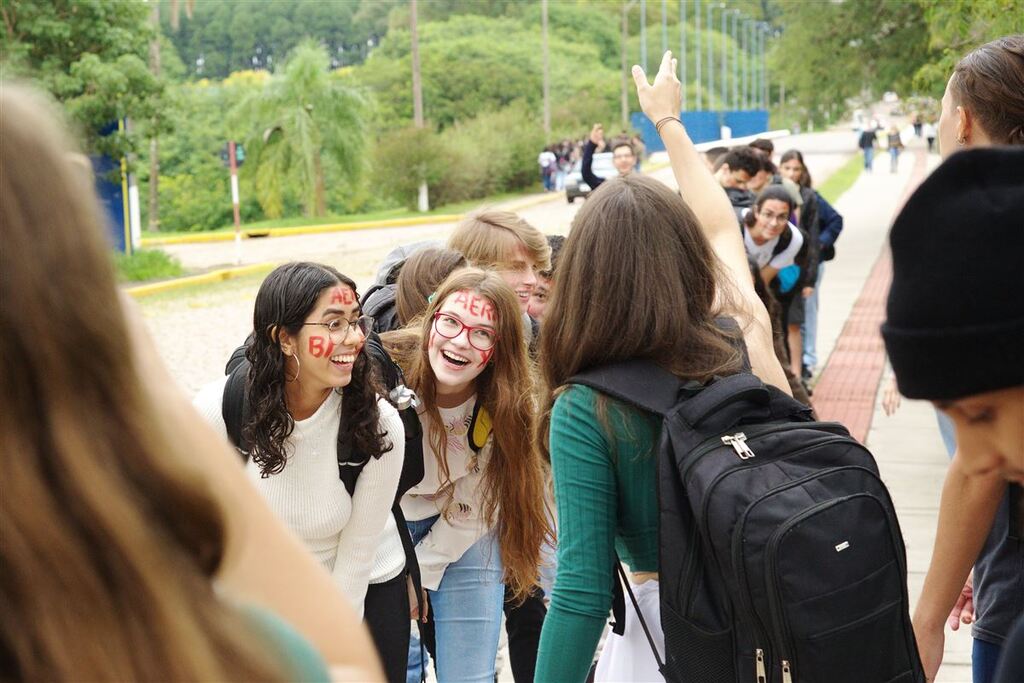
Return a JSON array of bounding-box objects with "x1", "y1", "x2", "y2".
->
[
  {"x1": 406, "y1": 515, "x2": 504, "y2": 683},
  {"x1": 973, "y1": 638, "x2": 1002, "y2": 683},
  {"x1": 863, "y1": 146, "x2": 874, "y2": 170},
  {"x1": 801, "y1": 263, "x2": 825, "y2": 370}
]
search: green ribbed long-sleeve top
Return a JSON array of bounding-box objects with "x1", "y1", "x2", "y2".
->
[{"x1": 535, "y1": 384, "x2": 661, "y2": 683}]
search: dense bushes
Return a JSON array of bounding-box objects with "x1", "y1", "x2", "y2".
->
[{"x1": 372, "y1": 103, "x2": 545, "y2": 209}]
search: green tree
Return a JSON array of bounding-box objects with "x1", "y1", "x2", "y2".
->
[
  {"x1": 914, "y1": 0, "x2": 1024, "y2": 96},
  {"x1": 233, "y1": 40, "x2": 366, "y2": 218},
  {"x1": 0, "y1": 0, "x2": 160, "y2": 159},
  {"x1": 769, "y1": 0, "x2": 934, "y2": 124}
]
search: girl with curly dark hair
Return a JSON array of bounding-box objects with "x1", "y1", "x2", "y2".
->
[
  {"x1": 383, "y1": 268, "x2": 553, "y2": 683},
  {"x1": 193, "y1": 261, "x2": 408, "y2": 681}
]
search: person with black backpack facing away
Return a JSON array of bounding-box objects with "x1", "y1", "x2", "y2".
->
[
  {"x1": 535, "y1": 52, "x2": 923, "y2": 683},
  {"x1": 193, "y1": 262, "x2": 412, "y2": 682}
]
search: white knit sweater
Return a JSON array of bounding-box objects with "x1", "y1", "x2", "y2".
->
[{"x1": 194, "y1": 376, "x2": 406, "y2": 616}]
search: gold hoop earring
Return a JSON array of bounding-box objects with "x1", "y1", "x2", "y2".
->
[
  {"x1": 286, "y1": 356, "x2": 301, "y2": 382},
  {"x1": 956, "y1": 135, "x2": 966, "y2": 145}
]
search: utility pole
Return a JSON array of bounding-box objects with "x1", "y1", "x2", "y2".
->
[
  {"x1": 411, "y1": 0, "x2": 428, "y2": 212},
  {"x1": 542, "y1": 0, "x2": 550, "y2": 137},
  {"x1": 694, "y1": 0, "x2": 702, "y2": 110},
  {"x1": 679, "y1": 0, "x2": 687, "y2": 111},
  {"x1": 228, "y1": 141, "x2": 242, "y2": 265}
]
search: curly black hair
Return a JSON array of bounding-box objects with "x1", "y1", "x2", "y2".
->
[{"x1": 243, "y1": 262, "x2": 390, "y2": 476}]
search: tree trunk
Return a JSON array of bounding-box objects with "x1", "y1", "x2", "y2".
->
[
  {"x1": 313, "y1": 151, "x2": 326, "y2": 217},
  {"x1": 148, "y1": 1, "x2": 161, "y2": 231}
]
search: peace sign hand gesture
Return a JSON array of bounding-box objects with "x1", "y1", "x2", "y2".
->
[{"x1": 632, "y1": 51, "x2": 681, "y2": 124}]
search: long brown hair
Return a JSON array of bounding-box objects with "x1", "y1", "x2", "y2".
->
[
  {"x1": 384, "y1": 269, "x2": 552, "y2": 601},
  {"x1": 396, "y1": 247, "x2": 468, "y2": 325},
  {"x1": 0, "y1": 84, "x2": 286, "y2": 680},
  {"x1": 952, "y1": 35, "x2": 1024, "y2": 145},
  {"x1": 538, "y1": 174, "x2": 744, "y2": 451}
]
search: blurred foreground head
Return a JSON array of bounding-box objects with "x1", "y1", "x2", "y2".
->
[
  {"x1": 882, "y1": 147, "x2": 1024, "y2": 482},
  {"x1": 0, "y1": 83, "x2": 284, "y2": 680}
]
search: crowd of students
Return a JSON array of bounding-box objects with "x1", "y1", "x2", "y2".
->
[{"x1": 1, "y1": 33, "x2": 1021, "y2": 683}]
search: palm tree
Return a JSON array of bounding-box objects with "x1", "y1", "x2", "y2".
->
[{"x1": 235, "y1": 40, "x2": 366, "y2": 218}]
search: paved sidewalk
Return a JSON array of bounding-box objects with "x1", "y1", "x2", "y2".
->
[{"x1": 809, "y1": 137, "x2": 972, "y2": 682}]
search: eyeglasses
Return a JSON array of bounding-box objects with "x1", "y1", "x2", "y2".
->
[
  {"x1": 758, "y1": 210, "x2": 789, "y2": 224},
  {"x1": 432, "y1": 312, "x2": 497, "y2": 351},
  {"x1": 303, "y1": 315, "x2": 374, "y2": 343}
]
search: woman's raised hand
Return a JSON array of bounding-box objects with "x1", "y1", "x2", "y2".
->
[{"x1": 632, "y1": 51, "x2": 680, "y2": 123}]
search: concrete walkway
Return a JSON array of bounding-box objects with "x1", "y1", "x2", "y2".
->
[{"x1": 809, "y1": 136, "x2": 971, "y2": 681}]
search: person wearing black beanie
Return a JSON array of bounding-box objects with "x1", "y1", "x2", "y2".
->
[{"x1": 882, "y1": 145, "x2": 1024, "y2": 683}]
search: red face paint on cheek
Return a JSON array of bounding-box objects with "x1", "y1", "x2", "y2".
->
[
  {"x1": 478, "y1": 348, "x2": 494, "y2": 368},
  {"x1": 308, "y1": 335, "x2": 334, "y2": 358}
]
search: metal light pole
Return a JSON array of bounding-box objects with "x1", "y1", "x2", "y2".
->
[
  {"x1": 621, "y1": 0, "x2": 639, "y2": 128},
  {"x1": 731, "y1": 11, "x2": 739, "y2": 110},
  {"x1": 679, "y1": 0, "x2": 687, "y2": 111},
  {"x1": 662, "y1": 0, "x2": 668, "y2": 55},
  {"x1": 742, "y1": 19, "x2": 752, "y2": 109},
  {"x1": 694, "y1": 0, "x2": 702, "y2": 110},
  {"x1": 640, "y1": 0, "x2": 647, "y2": 73},
  {"x1": 706, "y1": 2, "x2": 714, "y2": 111},
  {"x1": 720, "y1": 8, "x2": 728, "y2": 110},
  {"x1": 761, "y1": 23, "x2": 769, "y2": 111},
  {"x1": 410, "y1": 0, "x2": 428, "y2": 211},
  {"x1": 542, "y1": 0, "x2": 550, "y2": 137},
  {"x1": 755, "y1": 23, "x2": 764, "y2": 109}
]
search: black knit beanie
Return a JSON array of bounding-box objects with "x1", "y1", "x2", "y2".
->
[{"x1": 881, "y1": 147, "x2": 1024, "y2": 401}]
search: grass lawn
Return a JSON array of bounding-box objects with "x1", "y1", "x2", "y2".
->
[
  {"x1": 817, "y1": 154, "x2": 863, "y2": 204},
  {"x1": 141, "y1": 191, "x2": 528, "y2": 239},
  {"x1": 114, "y1": 248, "x2": 186, "y2": 283}
]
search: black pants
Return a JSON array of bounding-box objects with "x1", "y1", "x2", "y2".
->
[
  {"x1": 364, "y1": 571, "x2": 410, "y2": 683},
  {"x1": 503, "y1": 585, "x2": 548, "y2": 683}
]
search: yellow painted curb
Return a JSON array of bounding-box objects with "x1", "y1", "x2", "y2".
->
[
  {"x1": 141, "y1": 213, "x2": 466, "y2": 247},
  {"x1": 125, "y1": 262, "x2": 276, "y2": 298}
]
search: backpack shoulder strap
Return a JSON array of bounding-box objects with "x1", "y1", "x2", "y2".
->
[
  {"x1": 468, "y1": 402, "x2": 492, "y2": 454},
  {"x1": 771, "y1": 225, "x2": 793, "y2": 257},
  {"x1": 568, "y1": 359, "x2": 682, "y2": 417},
  {"x1": 221, "y1": 361, "x2": 250, "y2": 460}
]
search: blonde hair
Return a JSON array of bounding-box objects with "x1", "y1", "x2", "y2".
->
[
  {"x1": 448, "y1": 210, "x2": 551, "y2": 272},
  {"x1": 383, "y1": 269, "x2": 552, "y2": 601},
  {"x1": 0, "y1": 83, "x2": 286, "y2": 681}
]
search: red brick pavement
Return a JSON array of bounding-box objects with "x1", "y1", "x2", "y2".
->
[{"x1": 812, "y1": 149, "x2": 929, "y2": 442}]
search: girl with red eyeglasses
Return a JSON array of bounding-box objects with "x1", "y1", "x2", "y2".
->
[{"x1": 383, "y1": 268, "x2": 552, "y2": 683}]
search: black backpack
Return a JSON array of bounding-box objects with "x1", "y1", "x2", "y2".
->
[
  {"x1": 570, "y1": 361, "x2": 924, "y2": 683},
  {"x1": 222, "y1": 333, "x2": 426, "y2": 614}
]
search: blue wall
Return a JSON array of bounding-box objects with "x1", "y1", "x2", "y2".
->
[
  {"x1": 91, "y1": 154, "x2": 128, "y2": 253},
  {"x1": 632, "y1": 109, "x2": 769, "y2": 152},
  {"x1": 724, "y1": 110, "x2": 770, "y2": 139}
]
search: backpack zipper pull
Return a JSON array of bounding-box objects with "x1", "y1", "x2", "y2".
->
[
  {"x1": 755, "y1": 648, "x2": 767, "y2": 683},
  {"x1": 782, "y1": 659, "x2": 793, "y2": 683},
  {"x1": 722, "y1": 432, "x2": 755, "y2": 459}
]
